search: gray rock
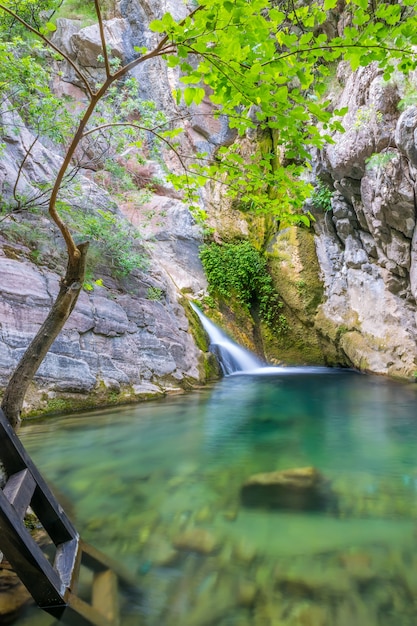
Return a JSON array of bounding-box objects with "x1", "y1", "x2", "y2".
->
[
  {"x1": 0, "y1": 233, "x2": 205, "y2": 412},
  {"x1": 343, "y1": 236, "x2": 368, "y2": 269},
  {"x1": 368, "y1": 74, "x2": 401, "y2": 115},
  {"x1": 0, "y1": 258, "x2": 51, "y2": 306},
  {"x1": 395, "y1": 105, "x2": 417, "y2": 167},
  {"x1": 410, "y1": 227, "x2": 417, "y2": 302},
  {"x1": 0, "y1": 102, "x2": 116, "y2": 214},
  {"x1": 50, "y1": 18, "x2": 81, "y2": 58},
  {"x1": 71, "y1": 19, "x2": 133, "y2": 68},
  {"x1": 312, "y1": 62, "x2": 417, "y2": 377},
  {"x1": 33, "y1": 352, "x2": 96, "y2": 392},
  {"x1": 92, "y1": 295, "x2": 130, "y2": 337}
]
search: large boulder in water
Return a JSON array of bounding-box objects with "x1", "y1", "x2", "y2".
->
[{"x1": 240, "y1": 466, "x2": 336, "y2": 511}]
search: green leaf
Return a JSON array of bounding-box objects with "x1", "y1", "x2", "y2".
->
[
  {"x1": 149, "y1": 19, "x2": 165, "y2": 32},
  {"x1": 324, "y1": 0, "x2": 338, "y2": 8},
  {"x1": 352, "y1": 0, "x2": 367, "y2": 9},
  {"x1": 299, "y1": 32, "x2": 313, "y2": 46},
  {"x1": 184, "y1": 87, "x2": 195, "y2": 106},
  {"x1": 193, "y1": 87, "x2": 206, "y2": 105}
]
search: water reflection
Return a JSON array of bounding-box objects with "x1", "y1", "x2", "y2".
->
[{"x1": 13, "y1": 370, "x2": 417, "y2": 626}]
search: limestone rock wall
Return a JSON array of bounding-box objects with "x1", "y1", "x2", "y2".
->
[
  {"x1": 3, "y1": 1, "x2": 417, "y2": 417},
  {"x1": 312, "y1": 63, "x2": 417, "y2": 378},
  {"x1": 0, "y1": 5, "x2": 212, "y2": 415},
  {"x1": 0, "y1": 237, "x2": 205, "y2": 416}
]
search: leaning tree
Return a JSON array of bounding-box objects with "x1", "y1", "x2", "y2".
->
[{"x1": 0, "y1": 0, "x2": 416, "y2": 428}]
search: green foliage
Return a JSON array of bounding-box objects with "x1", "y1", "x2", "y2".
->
[
  {"x1": 146, "y1": 286, "x2": 164, "y2": 301},
  {"x1": 310, "y1": 180, "x2": 333, "y2": 212},
  {"x1": 398, "y1": 78, "x2": 417, "y2": 111},
  {"x1": 148, "y1": 0, "x2": 417, "y2": 218},
  {"x1": 2, "y1": 0, "x2": 417, "y2": 262},
  {"x1": 353, "y1": 105, "x2": 383, "y2": 129},
  {"x1": 56, "y1": 0, "x2": 115, "y2": 22},
  {"x1": 0, "y1": 3, "x2": 71, "y2": 149},
  {"x1": 200, "y1": 241, "x2": 284, "y2": 329},
  {"x1": 202, "y1": 295, "x2": 216, "y2": 309},
  {"x1": 365, "y1": 150, "x2": 396, "y2": 172},
  {"x1": 60, "y1": 205, "x2": 148, "y2": 278},
  {"x1": 0, "y1": 0, "x2": 60, "y2": 35},
  {"x1": 0, "y1": 39, "x2": 73, "y2": 144},
  {"x1": 83, "y1": 278, "x2": 104, "y2": 292}
]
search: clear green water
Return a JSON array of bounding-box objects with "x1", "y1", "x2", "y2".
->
[{"x1": 13, "y1": 369, "x2": 417, "y2": 625}]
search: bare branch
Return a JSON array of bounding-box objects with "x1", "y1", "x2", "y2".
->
[
  {"x1": 94, "y1": 0, "x2": 111, "y2": 78},
  {"x1": 12, "y1": 135, "x2": 39, "y2": 203},
  {"x1": 81, "y1": 120, "x2": 194, "y2": 187},
  {"x1": 0, "y1": 212, "x2": 16, "y2": 223},
  {"x1": 262, "y1": 43, "x2": 417, "y2": 67}
]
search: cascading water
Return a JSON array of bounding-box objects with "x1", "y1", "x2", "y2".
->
[
  {"x1": 190, "y1": 302, "x2": 334, "y2": 377},
  {"x1": 190, "y1": 303, "x2": 263, "y2": 374}
]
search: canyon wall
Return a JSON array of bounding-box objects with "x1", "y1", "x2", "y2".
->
[
  {"x1": 1, "y1": 4, "x2": 417, "y2": 419},
  {"x1": 311, "y1": 62, "x2": 417, "y2": 378},
  {"x1": 0, "y1": 7, "x2": 213, "y2": 415}
]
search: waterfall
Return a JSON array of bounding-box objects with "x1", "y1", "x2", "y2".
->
[{"x1": 190, "y1": 303, "x2": 262, "y2": 375}]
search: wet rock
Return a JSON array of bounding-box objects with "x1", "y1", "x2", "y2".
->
[
  {"x1": 338, "y1": 551, "x2": 375, "y2": 583},
  {"x1": 172, "y1": 528, "x2": 221, "y2": 555},
  {"x1": 233, "y1": 539, "x2": 257, "y2": 564},
  {"x1": 275, "y1": 565, "x2": 352, "y2": 601},
  {"x1": 241, "y1": 467, "x2": 336, "y2": 511},
  {"x1": 334, "y1": 596, "x2": 377, "y2": 626},
  {"x1": 237, "y1": 580, "x2": 258, "y2": 607},
  {"x1": 223, "y1": 507, "x2": 239, "y2": 522},
  {"x1": 287, "y1": 601, "x2": 330, "y2": 626},
  {"x1": 145, "y1": 535, "x2": 179, "y2": 567},
  {"x1": 194, "y1": 506, "x2": 215, "y2": 524},
  {"x1": 253, "y1": 599, "x2": 282, "y2": 625}
]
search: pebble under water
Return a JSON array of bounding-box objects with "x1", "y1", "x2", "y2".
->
[{"x1": 13, "y1": 368, "x2": 417, "y2": 625}]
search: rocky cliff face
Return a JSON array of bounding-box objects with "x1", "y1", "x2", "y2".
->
[
  {"x1": 2, "y1": 5, "x2": 417, "y2": 419},
  {"x1": 0, "y1": 5, "x2": 213, "y2": 416},
  {"x1": 312, "y1": 63, "x2": 417, "y2": 378},
  {"x1": 0, "y1": 233, "x2": 207, "y2": 415}
]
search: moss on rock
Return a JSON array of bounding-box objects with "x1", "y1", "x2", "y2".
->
[
  {"x1": 21, "y1": 381, "x2": 166, "y2": 419},
  {"x1": 263, "y1": 226, "x2": 326, "y2": 364}
]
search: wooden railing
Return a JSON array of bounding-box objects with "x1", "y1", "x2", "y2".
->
[{"x1": 0, "y1": 409, "x2": 138, "y2": 625}]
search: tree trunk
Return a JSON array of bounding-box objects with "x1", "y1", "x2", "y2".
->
[{"x1": 1, "y1": 242, "x2": 89, "y2": 430}]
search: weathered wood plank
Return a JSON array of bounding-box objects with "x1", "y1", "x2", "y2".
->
[
  {"x1": 92, "y1": 570, "x2": 119, "y2": 624},
  {"x1": 0, "y1": 408, "x2": 139, "y2": 625},
  {"x1": 59, "y1": 592, "x2": 116, "y2": 626},
  {"x1": 0, "y1": 489, "x2": 66, "y2": 607},
  {"x1": 3, "y1": 469, "x2": 36, "y2": 519},
  {"x1": 0, "y1": 409, "x2": 78, "y2": 543},
  {"x1": 54, "y1": 538, "x2": 80, "y2": 593}
]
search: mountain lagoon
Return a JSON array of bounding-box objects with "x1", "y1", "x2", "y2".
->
[{"x1": 11, "y1": 368, "x2": 417, "y2": 625}]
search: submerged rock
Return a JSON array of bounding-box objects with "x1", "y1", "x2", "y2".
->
[
  {"x1": 240, "y1": 467, "x2": 336, "y2": 511},
  {"x1": 172, "y1": 528, "x2": 221, "y2": 555}
]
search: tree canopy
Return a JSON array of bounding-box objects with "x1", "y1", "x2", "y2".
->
[{"x1": 2, "y1": 0, "x2": 417, "y2": 222}]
